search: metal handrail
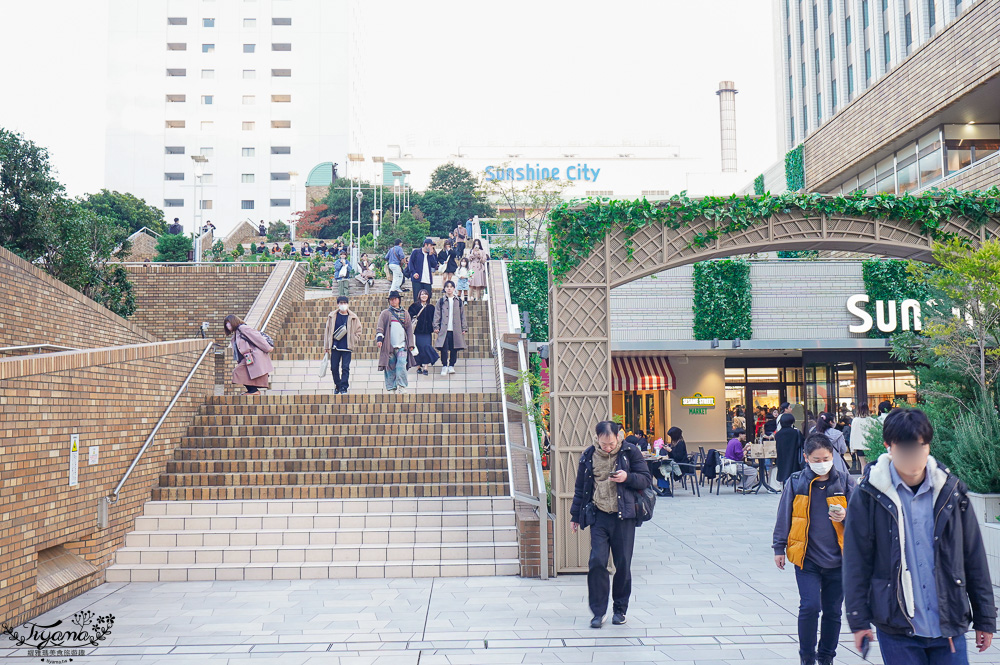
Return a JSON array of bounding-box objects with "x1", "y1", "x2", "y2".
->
[
  {"x1": 485, "y1": 261, "x2": 516, "y2": 506},
  {"x1": 107, "y1": 341, "x2": 214, "y2": 504},
  {"x1": 261, "y1": 262, "x2": 301, "y2": 333},
  {"x1": 0, "y1": 344, "x2": 79, "y2": 355}
]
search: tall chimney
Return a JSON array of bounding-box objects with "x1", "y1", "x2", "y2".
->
[{"x1": 716, "y1": 81, "x2": 738, "y2": 173}]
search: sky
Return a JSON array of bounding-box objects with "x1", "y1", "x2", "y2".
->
[{"x1": 0, "y1": 0, "x2": 778, "y2": 198}]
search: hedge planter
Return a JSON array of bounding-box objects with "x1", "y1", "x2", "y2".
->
[
  {"x1": 967, "y1": 492, "x2": 1000, "y2": 526},
  {"x1": 982, "y1": 523, "x2": 1000, "y2": 587}
]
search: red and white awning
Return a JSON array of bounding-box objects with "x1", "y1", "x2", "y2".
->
[{"x1": 612, "y1": 356, "x2": 676, "y2": 392}]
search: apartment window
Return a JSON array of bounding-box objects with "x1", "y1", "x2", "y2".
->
[
  {"x1": 243, "y1": 18, "x2": 256, "y2": 27},
  {"x1": 164, "y1": 199, "x2": 184, "y2": 207},
  {"x1": 200, "y1": 200, "x2": 213, "y2": 210},
  {"x1": 271, "y1": 94, "x2": 291, "y2": 103},
  {"x1": 272, "y1": 43, "x2": 291, "y2": 51},
  {"x1": 904, "y1": 13, "x2": 913, "y2": 48},
  {"x1": 829, "y1": 33, "x2": 835, "y2": 60},
  {"x1": 270, "y1": 172, "x2": 290, "y2": 180},
  {"x1": 203, "y1": 18, "x2": 215, "y2": 27},
  {"x1": 165, "y1": 172, "x2": 185, "y2": 181},
  {"x1": 243, "y1": 43, "x2": 255, "y2": 53},
  {"x1": 200, "y1": 173, "x2": 214, "y2": 184},
  {"x1": 801, "y1": 61, "x2": 806, "y2": 85},
  {"x1": 846, "y1": 16, "x2": 852, "y2": 44},
  {"x1": 918, "y1": 129, "x2": 943, "y2": 185},
  {"x1": 816, "y1": 93, "x2": 822, "y2": 123},
  {"x1": 812, "y1": 2, "x2": 818, "y2": 27},
  {"x1": 242, "y1": 121, "x2": 255, "y2": 131},
  {"x1": 202, "y1": 43, "x2": 215, "y2": 53},
  {"x1": 202, "y1": 95, "x2": 213, "y2": 105},
  {"x1": 201, "y1": 147, "x2": 214, "y2": 157},
  {"x1": 167, "y1": 17, "x2": 187, "y2": 25},
  {"x1": 815, "y1": 48, "x2": 820, "y2": 74},
  {"x1": 243, "y1": 69, "x2": 256, "y2": 79},
  {"x1": 883, "y1": 31, "x2": 891, "y2": 66},
  {"x1": 945, "y1": 124, "x2": 1000, "y2": 173},
  {"x1": 166, "y1": 120, "x2": 185, "y2": 128},
  {"x1": 241, "y1": 200, "x2": 255, "y2": 210},
  {"x1": 272, "y1": 17, "x2": 291, "y2": 25},
  {"x1": 243, "y1": 95, "x2": 256, "y2": 104},
  {"x1": 803, "y1": 105, "x2": 808, "y2": 132},
  {"x1": 165, "y1": 146, "x2": 185, "y2": 155},
  {"x1": 928, "y1": 0, "x2": 936, "y2": 27},
  {"x1": 876, "y1": 155, "x2": 895, "y2": 194},
  {"x1": 790, "y1": 117, "x2": 796, "y2": 143},
  {"x1": 271, "y1": 199, "x2": 291, "y2": 207},
  {"x1": 242, "y1": 147, "x2": 255, "y2": 157},
  {"x1": 865, "y1": 49, "x2": 872, "y2": 81},
  {"x1": 896, "y1": 145, "x2": 918, "y2": 193},
  {"x1": 242, "y1": 174, "x2": 255, "y2": 183},
  {"x1": 271, "y1": 120, "x2": 291, "y2": 128},
  {"x1": 166, "y1": 94, "x2": 186, "y2": 102},
  {"x1": 800, "y1": 19, "x2": 804, "y2": 43},
  {"x1": 271, "y1": 146, "x2": 291, "y2": 154},
  {"x1": 788, "y1": 75, "x2": 794, "y2": 101},
  {"x1": 271, "y1": 68, "x2": 291, "y2": 77},
  {"x1": 862, "y1": 0, "x2": 870, "y2": 27},
  {"x1": 831, "y1": 79, "x2": 838, "y2": 108},
  {"x1": 787, "y1": 33, "x2": 792, "y2": 59},
  {"x1": 166, "y1": 68, "x2": 186, "y2": 77},
  {"x1": 882, "y1": 0, "x2": 888, "y2": 9},
  {"x1": 167, "y1": 42, "x2": 186, "y2": 51},
  {"x1": 847, "y1": 64, "x2": 855, "y2": 98},
  {"x1": 202, "y1": 69, "x2": 215, "y2": 78},
  {"x1": 201, "y1": 121, "x2": 214, "y2": 131}
]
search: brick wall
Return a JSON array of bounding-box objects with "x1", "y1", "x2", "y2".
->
[
  {"x1": 0, "y1": 246, "x2": 156, "y2": 350},
  {"x1": 933, "y1": 153, "x2": 1000, "y2": 192},
  {"x1": 611, "y1": 266, "x2": 695, "y2": 342},
  {"x1": 222, "y1": 221, "x2": 260, "y2": 252},
  {"x1": 0, "y1": 339, "x2": 214, "y2": 627},
  {"x1": 517, "y1": 512, "x2": 555, "y2": 578},
  {"x1": 126, "y1": 264, "x2": 276, "y2": 343},
  {"x1": 803, "y1": 0, "x2": 1000, "y2": 191},
  {"x1": 122, "y1": 230, "x2": 160, "y2": 262}
]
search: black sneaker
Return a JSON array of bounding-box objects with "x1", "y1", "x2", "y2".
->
[
  {"x1": 589, "y1": 615, "x2": 604, "y2": 629},
  {"x1": 612, "y1": 612, "x2": 626, "y2": 625}
]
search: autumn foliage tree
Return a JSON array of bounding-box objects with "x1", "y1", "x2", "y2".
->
[{"x1": 291, "y1": 204, "x2": 334, "y2": 238}]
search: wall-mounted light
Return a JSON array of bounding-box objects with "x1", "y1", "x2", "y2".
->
[
  {"x1": 733, "y1": 338, "x2": 742, "y2": 348},
  {"x1": 711, "y1": 338, "x2": 720, "y2": 349}
]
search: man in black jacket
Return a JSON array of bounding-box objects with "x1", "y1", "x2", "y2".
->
[
  {"x1": 408, "y1": 238, "x2": 439, "y2": 303},
  {"x1": 570, "y1": 421, "x2": 653, "y2": 629},
  {"x1": 843, "y1": 408, "x2": 996, "y2": 663}
]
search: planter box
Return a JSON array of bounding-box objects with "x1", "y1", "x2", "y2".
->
[
  {"x1": 967, "y1": 492, "x2": 1000, "y2": 526},
  {"x1": 982, "y1": 523, "x2": 1000, "y2": 588}
]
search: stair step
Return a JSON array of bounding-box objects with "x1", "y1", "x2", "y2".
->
[
  {"x1": 189, "y1": 413, "x2": 501, "y2": 425},
  {"x1": 174, "y1": 446, "x2": 506, "y2": 460},
  {"x1": 158, "y1": 469, "x2": 509, "y2": 487},
  {"x1": 125, "y1": 525, "x2": 517, "y2": 547},
  {"x1": 205, "y1": 393, "x2": 499, "y2": 405},
  {"x1": 165, "y1": 457, "x2": 507, "y2": 473},
  {"x1": 199, "y1": 404, "x2": 501, "y2": 415},
  {"x1": 105, "y1": 559, "x2": 521, "y2": 581},
  {"x1": 133, "y1": 510, "x2": 515, "y2": 531},
  {"x1": 141, "y1": 497, "x2": 513, "y2": 515},
  {"x1": 185, "y1": 424, "x2": 504, "y2": 436},
  {"x1": 175, "y1": 437, "x2": 503, "y2": 449},
  {"x1": 150, "y1": 485, "x2": 509, "y2": 500}
]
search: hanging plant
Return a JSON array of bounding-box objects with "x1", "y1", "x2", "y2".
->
[
  {"x1": 692, "y1": 259, "x2": 752, "y2": 340},
  {"x1": 753, "y1": 174, "x2": 765, "y2": 196},
  {"x1": 785, "y1": 144, "x2": 805, "y2": 191}
]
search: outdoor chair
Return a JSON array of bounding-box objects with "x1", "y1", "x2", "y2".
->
[{"x1": 673, "y1": 452, "x2": 701, "y2": 497}]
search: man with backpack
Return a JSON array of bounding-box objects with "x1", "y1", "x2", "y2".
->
[
  {"x1": 385, "y1": 238, "x2": 406, "y2": 293},
  {"x1": 569, "y1": 421, "x2": 653, "y2": 629},
  {"x1": 454, "y1": 223, "x2": 468, "y2": 257}
]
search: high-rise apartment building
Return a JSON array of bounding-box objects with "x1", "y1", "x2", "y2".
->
[
  {"x1": 105, "y1": 0, "x2": 360, "y2": 235},
  {"x1": 775, "y1": 0, "x2": 983, "y2": 152}
]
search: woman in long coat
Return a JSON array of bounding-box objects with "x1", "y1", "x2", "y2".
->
[
  {"x1": 408, "y1": 288, "x2": 439, "y2": 375},
  {"x1": 224, "y1": 314, "x2": 274, "y2": 394},
  {"x1": 432, "y1": 281, "x2": 468, "y2": 375},
  {"x1": 468, "y1": 239, "x2": 488, "y2": 301}
]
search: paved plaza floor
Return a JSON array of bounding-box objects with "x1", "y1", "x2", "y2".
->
[
  {"x1": 268, "y1": 358, "x2": 495, "y2": 394},
  {"x1": 9, "y1": 490, "x2": 999, "y2": 664}
]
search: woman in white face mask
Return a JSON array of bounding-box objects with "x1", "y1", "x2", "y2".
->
[{"x1": 772, "y1": 433, "x2": 856, "y2": 665}]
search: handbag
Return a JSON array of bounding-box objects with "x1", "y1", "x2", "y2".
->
[
  {"x1": 332, "y1": 325, "x2": 347, "y2": 341},
  {"x1": 317, "y1": 351, "x2": 329, "y2": 377},
  {"x1": 634, "y1": 484, "x2": 657, "y2": 526},
  {"x1": 578, "y1": 501, "x2": 597, "y2": 530}
]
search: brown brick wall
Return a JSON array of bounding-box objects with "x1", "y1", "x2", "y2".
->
[
  {"x1": 222, "y1": 221, "x2": 260, "y2": 252},
  {"x1": 126, "y1": 264, "x2": 276, "y2": 343},
  {"x1": 0, "y1": 246, "x2": 156, "y2": 350},
  {"x1": 123, "y1": 230, "x2": 160, "y2": 262},
  {"x1": 0, "y1": 339, "x2": 214, "y2": 627},
  {"x1": 517, "y1": 513, "x2": 555, "y2": 578},
  {"x1": 803, "y1": 0, "x2": 1000, "y2": 191},
  {"x1": 937, "y1": 154, "x2": 1000, "y2": 191}
]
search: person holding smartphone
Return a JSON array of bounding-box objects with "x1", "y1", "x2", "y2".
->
[{"x1": 773, "y1": 432, "x2": 854, "y2": 665}]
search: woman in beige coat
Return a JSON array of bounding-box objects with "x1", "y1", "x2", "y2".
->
[
  {"x1": 432, "y1": 280, "x2": 468, "y2": 376},
  {"x1": 468, "y1": 239, "x2": 488, "y2": 301},
  {"x1": 224, "y1": 314, "x2": 274, "y2": 395}
]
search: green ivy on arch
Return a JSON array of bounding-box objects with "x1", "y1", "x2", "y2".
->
[
  {"x1": 547, "y1": 187, "x2": 1000, "y2": 283},
  {"x1": 693, "y1": 259, "x2": 752, "y2": 341}
]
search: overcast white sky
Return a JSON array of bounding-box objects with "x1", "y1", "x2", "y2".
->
[{"x1": 0, "y1": 0, "x2": 778, "y2": 198}]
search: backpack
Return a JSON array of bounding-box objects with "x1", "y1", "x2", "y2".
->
[{"x1": 634, "y1": 484, "x2": 656, "y2": 526}]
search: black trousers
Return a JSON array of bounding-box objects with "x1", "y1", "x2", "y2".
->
[
  {"x1": 587, "y1": 510, "x2": 637, "y2": 618},
  {"x1": 412, "y1": 279, "x2": 432, "y2": 303},
  {"x1": 441, "y1": 331, "x2": 460, "y2": 367},
  {"x1": 455, "y1": 241, "x2": 466, "y2": 256},
  {"x1": 330, "y1": 349, "x2": 351, "y2": 390}
]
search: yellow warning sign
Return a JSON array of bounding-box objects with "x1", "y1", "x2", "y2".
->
[{"x1": 71, "y1": 440, "x2": 78, "y2": 452}]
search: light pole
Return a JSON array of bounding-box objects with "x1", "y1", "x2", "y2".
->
[
  {"x1": 191, "y1": 154, "x2": 208, "y2": 263},
  {"x1": 288, "y1": 170, "x2": 299, "y2": 242},
  {"x1": 391, "y1": 171, "x2": 403, "y2": 221},
  {"x1": 401, "y1": 170, "x2": 411, "y2": 211},
  {"x1": 372, "y1": 156, "x2": 384, "y2": 239},
  {"x1": 353, "y1": 190, "x2": 363, "y2": 267}
]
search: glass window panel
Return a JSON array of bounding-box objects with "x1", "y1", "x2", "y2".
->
[
  {"x1": 896, "y1": 161, "x2": 918, "y2": 193},
  {"x1": 946, "y1": 145, "x2": 973, "y2": 173},
  {"x1": 876, "y1": 173, "x2": 896, "y2": 194},
  {"x1": 746, "y1": 367, "x2": 781, "y2": 383},
  {"x1": 725, "y1": 368, "x2": 747, "y2": 382},
  {"x1": 919, "y1": 148, "x2": 943, "y2": 185},
  {"x1": 876, "y1": 155, "x2": 895, "y2": 177},
  {"x1": 974, "y1": 142, "x2": 999, "y2": 163}
]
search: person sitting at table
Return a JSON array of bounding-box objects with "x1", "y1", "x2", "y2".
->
[
  {"x1": 724, "y1": 428, "x2": 758, "y2": 492},
  {"x1": 624, "y1": 430, "x2": 648, "y2": 452},
  {"x1": 663, "y1": 427, "x2": 689, "y2": 465}
]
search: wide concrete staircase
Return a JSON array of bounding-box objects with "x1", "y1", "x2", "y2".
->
[{"x1": 269, "y1": 293, "x2": 492, "y2": 361}]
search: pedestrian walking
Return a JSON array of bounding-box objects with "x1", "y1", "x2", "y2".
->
[
  {"x1": 774, "y1": 413, "x2": 805, "y2": 483},
  {"x1": 570, "y1": 421, "x2": 653, "y2": 629},
  {"x1": 438, "y1": 239, "x2": 458, "y2": 285},
  {"x1": 408, "y1": 238, "x2": 439, "y2": 303},
  {"x1": 843, "y1": 408, "x2": 996, "y2": 664},
  {"x1": 386, "y1": 238, "x2": 407, "y2": 293},
  {"x1": 849, "y1": 403, "x2": 875, "y2": 471},
  {"x1": 773, "y1": 432, "x2": 855, "y2": 665},
  {"x1": 224, "y1": 314, "x2": 273, "y2": 395},
  {"x1": 812, "y1": 412, "x2": 853, "y2": 483},
  {"x1": 333, "y1": 250, "x2": 351, "y2": 297},
  {"x1": 376, "y1": 290, "x2": 416, "y2": 393},
  {"x1": 468, "y1": 239, "x2": 488, "y2": 301},
  {"x1": 432, "y1": 280, "x2": 467, "y2": 376},
  {"x1": 322, "y1": 295, "x2": 362, "y2": 394},
  {"x1": 454, "y1": 223, "x2": 468, "y2": 256},
  {"x1": 408, "y1": 288, "x2": 439, "y2": 375},
  {"x1": 455, "y1": 257, "x2": 472, "y2": 302}
]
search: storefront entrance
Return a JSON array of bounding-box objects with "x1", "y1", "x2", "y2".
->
[{"x1": 725, "y1": 361, "x2": 806, "y2": 438}]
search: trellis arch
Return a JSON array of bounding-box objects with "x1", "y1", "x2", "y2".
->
[{"x1": 548, "y1": 204, "x2": 1000, "y2": 573}]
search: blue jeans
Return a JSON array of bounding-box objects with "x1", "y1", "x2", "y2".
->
[
  {"x1": 877, "y1": 629, "x2": 969, "y2": 665},
  {"x1": 794, "y1": 559, "x2": 843, "y2": 662},
  {"x1": 331, "y1": 349, "x2": 351, "y2": 391},
  {"x1": 384, "y1": 347, "x2": 408, "y2": 391}
]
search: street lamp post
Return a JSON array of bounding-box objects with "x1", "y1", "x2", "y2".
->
[
  {"x1": 353, "y1": 190, "x2": 363, "y2": 266},
  {"x1": 391, "y1": 171, "x2": 403, "y2": 221},
  {"x1": 288, "y1": 170, "x2": 299, "y2": 242},
  {"x1": 191, "y1": 154, "x2": 208, "y2": 263},
  {"x1": 401, "y1": 170, "x2": 411, "y2": 211}
]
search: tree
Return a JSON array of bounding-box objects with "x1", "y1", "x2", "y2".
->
[
  {"x1": 480, "y1": 163, "x2": 573, "y2": 258},
  {"x1": 0, "y1": 128, "x2": 65, "y2": 260},
  {"x1": 391, "y1": 209, "x2": 430, "y2": 250},
  {"x1": 155, "y1": 233, "x2": 193, "y2": 262},
  {"x1": 89, "y1": 264, "x2": 137, "y2": 318},
  {"x1": 292, "y1": 204, "x2": 334, "y2": 238},
  {"x1": 80, "y1": 189, "x2": 166, "y2": 236},
  {"x1": 417, "y1": 163, "x2": 495, "y2": 236},
  {"x1": 313, "y1": 181, "x2": 388, "y2": 240},
  {"x1": 428, "y1": 162, "x2": 479, "y2": 193}
]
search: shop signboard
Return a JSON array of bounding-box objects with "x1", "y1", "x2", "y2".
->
[
  {"x1": 681, "y1": 393, "x2": 714, "y2": 415},
  {"x1": 846, "y1": 295, "x2": 922, "y2": 334}
]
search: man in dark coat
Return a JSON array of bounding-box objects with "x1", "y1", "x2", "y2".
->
[
  {"x1": 570, "y1": 421, "x2": 653, "y2": 629},
  {"x1": 408, "y1": 238, "x2": 440, "y2": 303},
  {"x1": 843, "y1": 408, "x2": 996, "y2": 663}
]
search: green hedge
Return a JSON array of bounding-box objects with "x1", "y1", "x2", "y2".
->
[
  {"x1": 692, "y1": 259, "x2": 752, "y2": 340},
  {"x1": 506, "y1": 260, "x2": 549, "y2": 342},
  {"x1": 753, "y1": 174, "x2": 765, "y2": 196},
  {"x1": 785, "y1": 144, "x2": 805, "y2": 191},
  {"x1": 861, "y1": 258, "x2": 928, "y2": 339}
]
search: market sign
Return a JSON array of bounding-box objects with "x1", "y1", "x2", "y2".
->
[
  {"x1": 681, "y1": 393, "x2": 715, "y2": 407},
  {"x1": 846, "y1": 295, "x2": 922, "y2": 334}
]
